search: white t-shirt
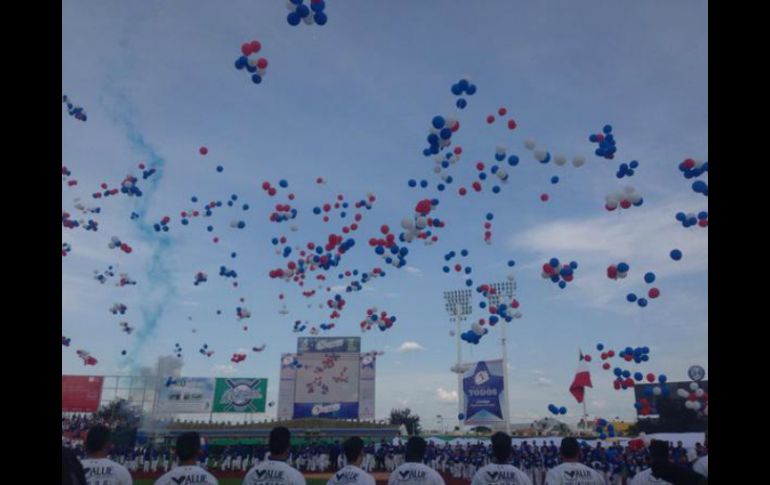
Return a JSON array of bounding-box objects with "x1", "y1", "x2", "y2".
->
[
  {"x1": 388, "y1": 462, "x2": 446, "y2": 485},
  {"x1": 629, "y1": 468, "x2": 672, "y2": 485},
  {"x1": 80, "y1": 458, "x2": 133, "y2": 485},
  {"x1": 471, "y1": 463, "x2": 533, "y2": 485},
  {"x1": 544, "y1": 462, "x2": 606, "y2": 485},
  {"x1": 243, "y1": 459, "x2": 307, "y2": 485},
  {"x1": 154, "y1": 465, "x2": 218, "y2": 485},
  {"x1": 692, "y1": 455, "x2": 707, "y2": 478},
  {"x1": 327, "y1": 464, "x2": 376, "y2": 485}
]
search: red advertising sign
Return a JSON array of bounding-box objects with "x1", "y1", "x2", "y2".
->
[{"x1": 62, "y1": 375, "x2": 104, "y2": 412}]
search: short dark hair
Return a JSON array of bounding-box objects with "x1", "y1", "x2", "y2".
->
[
  {"x1": 85, "y1": 425, "x2": 110, "y2": 454},
  {"x1": 176, "y1": 432, "x2": 201, "y2": 461},
  {"x1": 491, "y1": 432, "x2": 512, "y2": 462},
  {"x1": 649, "y1": 440, "x2": 669, "y2": 462},
  {"x1": 269, "y1": 427, "x2": 291, "y2": 455},
  {"x1": 343, "y1": 437, "x2": 365, "y2": 462},
  {"x1": 560, "y1": 437, "x2": 579, "y2": 459},
  {"x1": 406, "y1": 437, "x2": 427, "y2": 462}
]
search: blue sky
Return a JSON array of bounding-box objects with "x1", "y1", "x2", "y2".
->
[{"x1": 62, "y1": 0, "x2": 708, "y2": 426}]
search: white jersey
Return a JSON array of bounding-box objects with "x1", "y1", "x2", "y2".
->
[
  {"x1": 327, "y1": 464, "x2": 376, "y2": 485},
  {"x1": 629, "y1": 469, "x2": 672, "y2": 485},
  {"x1": 154, "y1": 465, "x2": 218, "y2": 485},
  {"x1": 80, "y1": 458, "x2": 133, "y2": 485},
  {"x1": 243, "y1": 458, "x2": 307, "y2": 485},
  {"x1": 692, "y1": 455, "x2": 707, "y2": 478},
  {"x1": 389, "y1": 462, "x2": 446, "y2": 485},
  {"x1": 544, "y1": 463, "x2": 606, "y2": 485},
  {"x1": 472, "y1": 463, "x2": 533, "y2": 485}
]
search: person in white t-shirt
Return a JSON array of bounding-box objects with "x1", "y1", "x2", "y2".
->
[
  {"x1": 79, "y1": 425, "x2": 133, "y2": 485},
  {"x1": 692, "y1": 432, "x2": 707, "y2": 480},
  {"x1": 243, "y1": 427, "x2": 306, "y2": 485},
  {"x1": 630, "y1": 440, "x2": 705, "y2": 485},
  {"x1": 388, "y1": 437, "x2": 445, "y2": 485},
  {"x1": 544, "y1": 438, "x2": 605, "y2": 485},
  {"x1": 471, "y1": 432, "x2": 532, "y2": 485},
  {"x1": 154, "y1": 432, "x2": 218, "y2": 485},
  {"x1": 327, "y1": 437, "x2": 376, "y2": 485}
]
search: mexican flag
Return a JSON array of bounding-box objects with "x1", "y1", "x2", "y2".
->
[{"x1": 569, "y1": 350, "x2": 593, "y2": 403}]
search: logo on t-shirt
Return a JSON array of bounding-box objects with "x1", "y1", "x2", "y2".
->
[
  {"x1": 563, "y1": 469, "x2": 595, "y2": 480},
  {"x1": 396, "y1": 469, "x2": 427, "y2": 481},
  {"x1": 170, "y1": 475, "x2": 212, "y2": 484},
  {"x1": 485, "y1": 470, "x2": 521, "y2": 483},
  {"x1": 84, "y1": 465, "x2": 113, "y2": 477},
  {"x1": 333, "y1": 471, "x2": 361, "y2": 484}
]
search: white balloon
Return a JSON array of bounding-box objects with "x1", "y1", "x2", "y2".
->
[
  {"x1": 617, "y1": 271, "x2": 627, "y2": 279},
  {"x1": 689, "y1": 382, "x2": 699, "y2": 391},
  {"x1": 495, "y1": 145, "x2": 506, "y2": 154},
  {"x1": 430, "y1": 127, "x2": 439, "y2": 135},
  {"x1": 401, "y1": 218, "x2": 414, "y2": 230},
  {"x1": 286, "y1": 1, "x2": 295, "y2": 11},
  {"x1": 290, "y1": 224, "x2": 299, "y2": 232},
  {"x1": 553, "y1": 154, "x2": 567, "y2": 166},
  {"x1": 303, "y1": 14, "x2": 314, "y2": 25},
  {"x1": 415, "y1": 217, "x2": 427, "y2": 230},
  {"x1": 404, "y1": 233, "x2": 415, "y2": 243},
  {"x1": 684, "y1": 401, "x2": 693, "y2": 409},
  {"x1": 653, "y1": 387, "x2": 662, "y2": 396},
  {"x1": 630, "y1": 193, "x2": 643, "y2": 204},
  {"x1": 677, "y1": 389, "x2": 689, "y2": 398},
  {"x1": 524, "y1": 139, "x2": 536, "y2": 150},
  {"x1": 695, "y1": 389, "x2": 704, "y2": 397},
  {"x1": 534, "y1": 150, "x2": 547, "y2": 162},
  {"x1": 572, "y1": 156, "x2": 586, "y2": 167},
  {"x1": 433, "y1": 166, "x2": 442, "y2": 174},
  {"x1": 257, "y1": 68, "x2": 267, "y2": 77},
  {"x1": 497, "y1": 169, "x2": 508, "y2": 180}
]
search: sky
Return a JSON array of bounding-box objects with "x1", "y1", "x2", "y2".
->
[{"x1": 62, "y1": 0, "x2": 708, "y2": 428}]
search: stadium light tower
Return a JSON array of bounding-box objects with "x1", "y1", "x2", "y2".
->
[
  {"x1": 486, "y1": 277, "x2": 520, "y2": 435},
  {"x1": 443, "y1": 289, "x2": 472, "y2": 432}
]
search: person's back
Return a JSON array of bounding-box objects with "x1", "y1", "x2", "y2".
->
[
  {"x1": 79, "y1": 425, "x2": 133, "y2": 485},
  {"x1": 635, "y1": 440, "x2": 705, "y2": 485},
  {"x1": 155, "y1": 432, "x2": 217, "y2": 485},
  {"x1": 243, "y1": 427, "x2": 306, "y2": 485},
  {"x1": 64, "y1": 445, "x2": 88, "y2": 485},
  {"x1": 327, "y1": 437, "x2": 376, "y2": 485},
  {"x1": 389, "y1": 437, "x2": 445, "y2": 485},
  {"x1": 544, "y1": 438, "x2": 605, "y2": 485},
  {"x1": 471, "y1": 432, "x2": 532, "y2": 485}
]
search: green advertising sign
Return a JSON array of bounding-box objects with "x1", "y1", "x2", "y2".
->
[{"x1": 212, "y1": 378, "x2": 267, "y2": 413}]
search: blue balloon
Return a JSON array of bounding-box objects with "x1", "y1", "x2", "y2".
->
[
  {"x1": 558, "y1": 281, "x2": 567, "y2": 289},
  {"x1": 634, "y1": 372, "x2": 643, "y2": 381},
  {"x1": 637, "y1": 298, "x2": 648, "y2": 307},
  {"x1": 312, "y1": 1, "x2": 325, "y2": 13},
  {"x1": 549, "y1": 258, "x2": 559, "y2": 268},
  {"x1": 439, "y1": 128, "x2": 452, "y2": 140},
  {"x1": 451, "y1": 84, "x2": 462, "y2": 96},
  {"x1": 508, "y1": 155, "x2": 519, "y2": 166},
  {"x1": 216, "y1": 166, "x2": 223, "y2": 172},
  {"x1": 456, "y1": 99, "x2": 467, "y2": 109},
  {"x1": 420, "y1": 180, "x2": 428, "y2": 188},
  {"x1": 492, "y1": 186, "x2": 501, "y2": 193},
  {"x1": 507, "y1": 260, "x2": 515, "y2": 267},
  {"x1": 461, "y1": 249, "x2": 469, "y2": 257},
  {"x1": 408, "y1": 179, "x2": 416, "y2": 187},
  {"x1": 613, "y1": 368, "x2": 622, "y2": 376},
  {"x1": 597, "y1": 344, "x2": 604, "y2": 351},
  {"x1": 644, "y1": 272, "x2": 655, "y2": 284},
  {"x1": 658, "y1": 375, "x2": 667, "y2": 383},
  {"x1": 630, "y1": 160, "x2": 639, "y2": 169},
  {"x1": 617, "y1": 262, "x2": 629, "y2": 273},
  {"x1": 603, "y1": 124, "x2": 613, "y2": 134},
  {"x1": 626, "y1": 293, "x2": 637, "y2": 302},
  {"x1": 622, "y1": 370, "x2": 630, "y2": 378},
  {"x1": 551, "y1": 176, "x2": 559, "y2": 184},
  {"x1": 466, "y1": 84, "x2": 477, "y2": 95},
  {"x1": 559, "y1": 407, "x2": 567, "y2": 415},
  {"x1": 432, "y1": 116, "x2": 446, "y2": 129},
  {"x1": 570, "y1": 261, "x2": 578, "y2": 269}
]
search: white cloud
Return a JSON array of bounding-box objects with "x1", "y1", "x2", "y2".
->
[
  {"x1": 435, "y1": 387, "x2": 458, "y2": 403},
  {"x1": 396, "y1": 341, "x2": 425, "y2": 353},
  {"x1": 404, "y1": 266, "x2": 423, "y2": 276}
]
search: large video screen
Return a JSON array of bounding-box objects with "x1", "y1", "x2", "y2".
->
[{"x1": 294, "y1": 353, "x2": 360, "y2": 403}]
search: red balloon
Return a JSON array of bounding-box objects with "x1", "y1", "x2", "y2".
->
[
  {"x1": 256, "y1": 58, "x2": 268, "y2": 69},
  {"x1": 682, "y1": 158, "x2": 695, "y2": 169},
  {"x1": 540, "y1": 194, "x2": 549, "y2": 202},
  {"x1": 646, "y1": 373, "x2": 655, "y2": 383},
  {"x1": 607, "y1": 265, "x2": 618, "y2": 279},
  {"x1": 620, "y1": 200, "x2": 631, "y2": 209},
  {"x1": 380, "y1": 225, "x2": 390, "y2": 235},
  {"x1": 507, "y1": 119, "x2": 517, "y2": 130},
  {"x1": 250, "y1": 40, "x2": 261, "y2": 53},
  {"x1": 459, "y1": 187, "x2": 467, "y2": 196},
  {"x1": 596, "y1": 134, "x2": 605, "y2": 143},
  {"x1": 605, "y1": 204, "x2": 617, "y2": 211},
  {"x1": 450, "y1": 121, "x2": 460, "y2": 132},
  {"x1": 698, "y1": 219, "x2": 708, "y2": 227},
  {"x1": 497, "y1": 107, "x2": 507, "y2": 116},
  {"x1": 584, "y1": 355, "x2": 592, "y2": 362},
  {"x1": 486, "y1": 115, "x2": 495, "y2": 124},
  {"x1": 199, "y1": 147, "x2": 208, "y2": 155},
  {"x1": 648, "y1": 288, "x2": 660, "y2": 299},
  {"x1": 241, "y1": 43, "x2": 252, "y2": 56},
  {"x1": 563, "y1": 274, "x2": 574, "y2": 282},
  {"x1": 454, "y1": 147, "x2": 463, "y2": 155},
  {"x1": 262, "y1": 181, "x2": 271, "y2": 190},
  {"x1": 476, "y1": 162, "x2": 485, "y2": 171},
  {"x1": 613, "y1": 380, "x2": 620, "y2": 390},
  {"x1": 472, "y1": 182, "x2": 482, "y2": 192},
  {"x1": 543, "y1": 263, "x2": 554, "y2": 274},
  {"x1": 608, "y1": 350, "x2": 615, "y2": 357},
  {"x1": 602, "y1": 363, "x2": 611, "y2": 370}
]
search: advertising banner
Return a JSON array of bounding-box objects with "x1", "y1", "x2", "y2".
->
[
  {"x1": 212, "y1": 378, "x2": 267, "y2": 413},
  {"x1": 62, "y1": 375, "x2": 104, "y2": 413},
  {"x1": 156, "y1": 377, "x2": 214, "y2": 413},
  {"x1": 463, "y1": 360, "x2": 506, "y2": 426},
  {"x1": 297, "y1": 337, "x2": 360, "y2": 353}
]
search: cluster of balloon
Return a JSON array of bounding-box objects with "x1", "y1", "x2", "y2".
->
[
  {"x1": 138, "y1": 162, "x2": 157, "y2": 181},
  {"x1": 109, "y1": 303, "x2": 127, "y2": 315},
  {"x1": 252, "y1": 344, "x2": 266, "y2": 352},
  {"x1": 461, "y1": 321, "x2": 488, "y2": 344},
  {"x1": 341, "y1": 268, "x2": 385, "y2": 293},
  {"x1": 677, "y1": 382, "x2": 708, "y2": 413},
  {"x1": 119, "y1": 322, "x2": 134, "y2": 334},
  {"x1": 326, "y1": 293, "x2": 346, "y2": 318},
  {"x1": 94, "y1": 266, "x2": 116, "y2": 284},
  {"x1": 596, "y1": 343, "x2": 616, "y2": 371},
  {"x1": 231, "y1": 351, "x2": 247, "y2": 364},
  {"x1": 423, "y1": 115, "x2": 460, "y2": 157},
  {"x1": 76, "y1": 350, "x2": 98, "y2": 366},
  {"x1": 62, "y1": 211, "x2": 99, "y2": 232},
  {"x1": 73, "y1": 198, "x2": 101, "y2": 215},
  {"x1": 635, "y1": 397, "x2": 657, "y2": 416},
  {"x1": 675, "y1": 210, "x2": 708, "y2": 228},
  {"x1": 485, "y1": 107, "x2": 517, "y2": 130},
  {"x1": 130, "y1": 212, "x2": 140, "y2": 220},
  {"x1": 442, "y1": 249, "x2": 473, "y2": 287},
  {"x1": 309, "y1": 326, "x2": 320, "y2": 335},
  {"x1": 616, "y1": 160, "x2": 639, "y2": 179},
  {"x1": 108, "y1": 236, "x2": 133, "y2": 253},
  {"x1": 594, "y1": 419, "x2": 615, "y2": 439},
  {"x1": 547, "y1": 404, "x2": 567, "y2": 416},
  {"x1": 482, "y1": 213, "x2": 494, "y2": 244},
  {"x1": 678, "y1": 158, "x2": 709, "y2": 196},
  {"x1": 193, "y1": 272, "x2": 208, "y2": 286},
  {"x1": 62, "y1": 335, "x2": 71, "y2": 347},
  {"x1": 319, "y1": 323, "x2": 336, "y2": 331},
  {"x1": 525, "y1": 139, "x2": 587, "y2": 169},
  {"x1": 431, "y1": 146, "x2": 462, "y2": 192},
  {"x1": 589, "y1": 124, "x2": 617, "y2": 159},
  {"x1": 283, "y1": 354, "x2": 303, "y2": 369},
  {"x1": 626, "y1": 272, "x2": 660, "y2": 307},
  {"x1": 199, "y1": 344, "x2": 215, "y2": 357},
  {"x1": 541, "y1": 258, "x2": 578, "y2": 289},
  {"x1": 219, "y1": 266, "x2": 238, "y2": 279},
  {"x1": 62, "y1": 166, "x2": 77, "y2": 186},
  {"x1": 642, "y1": 381, "x2": 670, "y2": 398},
  {"x1": 606, "y1": 262, "x2": 630, "y2": 280},
  {"x1": 293, "y1": 320, "x2": 307, "y2": 332},
  {"x1": 234, "y1": 40, "x2": 268, "y2": 85},
  {"x1": 286, "y1": 0, "x2": 328, "y2": 26},
  {"x1": 312, "y1": 194, "x2": 355, "y2": 223},
  {"x1": 118, "y1": 175, "x2": 144, "y2": 197},
  {"x1": 605, "y1": 186, "x2": 643, "y2": 211},
  {"x1": 236, "y1": 305, "x2": 251, "y2": 320},
  {"x1": 670, "y1": 249, "x2": 683, "y2": 261},
  {"x1": 173, "y1": 343, "x2": 183, "y2": 358},
  {"x1": 476, "y1": 283, "x2": 522, "y2": 324},
  {"x1": 450, "y1": 78, "x2": 477, "y2": 109},
  {"x1": 116, "y1": 273, "x2": 137, "y2": 287},
  {"x1": 620, "y1": 346, "x2": 651, "y2": 364},
  {"x1": 62, "y1": 243, "x2": 72, "y2": 257},
  {"x1": 360, "y1": 307, "x2": 397, "y2": 332},
  {"x1": 407, "y1": 179, "x2": 430, "y2": 190},
  {"x1": 91, "y1": 182, "x2": 120, "y2": 199},
  {"x1": 153, "y1": 216, "x2": 172, "y2": 233},
  {"x1": 62, "y1": 95, "x2": 87, "y2": 121}
]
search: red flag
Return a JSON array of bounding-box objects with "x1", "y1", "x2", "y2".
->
[{"x1": 570, "y1": 350, "x2": 593, "y2": 403}]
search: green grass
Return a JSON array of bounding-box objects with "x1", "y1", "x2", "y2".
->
[{"x1": 136, "y1": 479, "x2": 328, "y2": 485}]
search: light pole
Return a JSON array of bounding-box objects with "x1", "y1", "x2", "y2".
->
[
  {"x1": 486, "y1": 278, "x2": 520, "y2": 435},
  {"x1": 444, "y1": 289, "x2": 472, "y2": 433}
]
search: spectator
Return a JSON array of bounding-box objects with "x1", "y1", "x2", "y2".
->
[
  {"x1": 80, "y1": 425, "x2": 133, "y2": 485},
  {"x1": 327, "y1": 437, "x2": 376, "y2": 485},
  {"x1": 545, "y1": 437, "x2": 605, "y2": 485},
  {"x1": 471, "y1": 432, "x2": 532, "y2": 485},
  {"x1": 631, "y1": 440, "x2": 705, "y2": 485},
  {"x1": 388, "y1": 437, "x2": 445, "y2": 485},
  {"x1": 243, "y1": 427, "x2": 306, "y2": 485},
  {"x1": 154, "y1": 432, "x2": 218, "y2": 485}
]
